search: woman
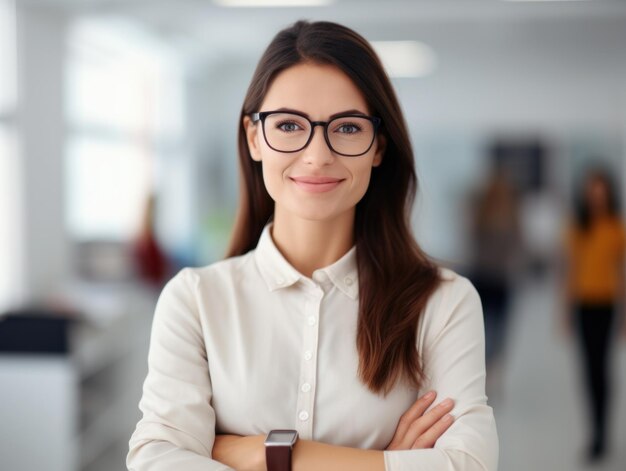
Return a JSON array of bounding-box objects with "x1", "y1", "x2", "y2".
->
[
  {"x1": 468, "y1": 163, "x2": 521, "y2": 393},
  {"x1": 127, "y1": 21, "x2": 498, "y2": 470},
  {"x1": 563, "y1": 168, "x2": 626, "y2": 462}
]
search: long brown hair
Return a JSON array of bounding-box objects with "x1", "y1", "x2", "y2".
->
[{"x1": 227, "y1": 20, "x2": 442, "y2": 395}]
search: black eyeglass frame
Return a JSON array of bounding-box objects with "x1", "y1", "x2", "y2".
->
[{"x1": 250, "y1": 110, "x2": 382, "y2": 157}]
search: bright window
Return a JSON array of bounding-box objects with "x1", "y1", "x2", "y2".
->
[
  {"x1": 65, "y1": 138, "x2": 152, "y2": 240},
  {"x1": 65, "y1": 19, "x2": 185, "y2": 243}
]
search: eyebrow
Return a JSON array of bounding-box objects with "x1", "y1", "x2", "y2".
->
[{"x1": 270, "y1": 107, "x2": 369, "y2": 120}]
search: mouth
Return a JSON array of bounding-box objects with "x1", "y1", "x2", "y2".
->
[{"x1": 289, "y1": 176, "x2": 345, "y2": 193}]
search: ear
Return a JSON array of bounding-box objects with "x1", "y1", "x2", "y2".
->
[
  {"x1": 243, "y1": 115, "x2": 262, "y2": 162},
  {"x1": 372, "y1": 133, "x2": 386, "y2": 167}
]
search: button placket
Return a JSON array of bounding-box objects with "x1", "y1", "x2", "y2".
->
[{"x1": 294, "y1": 289, "x2": 323, "y2": 439}]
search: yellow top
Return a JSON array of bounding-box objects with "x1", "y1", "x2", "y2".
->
[{"x1": 565, "y1": 216, "x2": 626, "y2": 303}]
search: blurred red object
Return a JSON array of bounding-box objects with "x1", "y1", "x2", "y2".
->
[{"x1": 132, "y1": 195, "x2": 169, "y2": 288}]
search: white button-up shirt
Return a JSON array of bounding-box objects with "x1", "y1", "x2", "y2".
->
[{"x1": 127, "y1": 224, "x2": 498, "y2": 470}]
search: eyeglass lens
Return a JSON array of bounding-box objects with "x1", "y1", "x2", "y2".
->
[{"x1": 262, "y1": 113, "x2": 376, "y2": 156}]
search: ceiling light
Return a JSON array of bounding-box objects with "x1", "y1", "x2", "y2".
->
[
  {"x1": 214, "y1": 0, "x2": 334, "y2": 7},
  {"x1": 371, "y1": 41, "x2": 437, "y2": 78}
]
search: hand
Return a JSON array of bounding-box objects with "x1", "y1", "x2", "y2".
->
[
  {"x1": 385, "y1": 391, "x2": 455, "y2": 450},
  {"x1": 212, "y1": 434, "x2": 266, "y2": 471}
]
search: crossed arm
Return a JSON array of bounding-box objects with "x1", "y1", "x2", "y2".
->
[
  {"x1": 212, "y1": 391, "x2": 456, "y2": 470},
  {"x1": 127, "y1": 270, "x2": 498, "y2": 471}
]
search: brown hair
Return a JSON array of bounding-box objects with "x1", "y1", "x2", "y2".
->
[{"x1": 227, "y1": 20, "x2": 442, "y2": 395}]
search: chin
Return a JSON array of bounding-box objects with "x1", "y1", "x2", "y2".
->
[{"x1": 284, "y1": 202, "x2": 351, "y2": 223}]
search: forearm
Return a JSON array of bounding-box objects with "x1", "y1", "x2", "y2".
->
[
  {"x1": 293, "y1": 439, "x2": 385, "y2": 471},
  {"x1": 294, "y1": 441, "x2": 494, "y2": 471},
  {"x1": 128, "y1": 439, "x2": 233, "y2": 471},
  {"x1": 213, "y1": 434, "x2": 386, "y2": 471}
]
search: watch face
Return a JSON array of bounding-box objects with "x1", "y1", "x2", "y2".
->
[{"x1": 265, "y1": 430, "x2": 298, "y2": 446}]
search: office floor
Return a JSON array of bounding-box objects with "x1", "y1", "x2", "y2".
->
[
  {"x1": 92, "y1": 272, "x2": 626, "y2": 471},
  {"x1": 495, "y1": 273, "x2": 626, "y2": 471}
]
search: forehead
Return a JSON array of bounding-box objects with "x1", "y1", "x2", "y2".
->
[{"x1": 260, "y1": 62, "x2": 370, "y2": 117}]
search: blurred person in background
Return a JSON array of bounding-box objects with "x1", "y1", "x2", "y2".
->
[
  {"x1": 562, "y1": 167, "x2": 626, "y2": 463},
  {"x1": 468, "y1": 160, "x2": 522, "y2": 396},
  {"x1": 127, "y1": 20, "x2": 497, "y2": 471}
]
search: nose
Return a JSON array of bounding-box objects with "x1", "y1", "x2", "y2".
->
[{"x1": 301, "y1": 125, "x2": 334, "y2": 167}]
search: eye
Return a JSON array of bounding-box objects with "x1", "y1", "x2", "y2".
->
[
  {"x1": 334, "y1": 122, "x2": 363, "y2": 134},
  {"x1": 275, "y1": 120, "x2": 304, "y2": 133}
]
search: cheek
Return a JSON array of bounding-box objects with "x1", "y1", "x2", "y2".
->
[
  {"x1": 347, "y1": 165, "x2": 374, "y2": 202},
  {"x1": 260, "y1": 158, "x2": 288, "y2": 200}
]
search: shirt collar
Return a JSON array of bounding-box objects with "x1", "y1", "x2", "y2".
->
[{"x1": 254, "y1": 223, "x2": 359, "y2": 299}]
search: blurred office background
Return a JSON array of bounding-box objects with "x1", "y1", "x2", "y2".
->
[{"x1": 1, "y1": 0, "x2": 626, "y2": 470}]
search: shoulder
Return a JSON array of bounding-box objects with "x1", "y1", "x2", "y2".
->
[
  {"x1": 153, "y1": 252, "x2": 258, "y2": 325},
  {"x1": 431, "y1": 266, "x2": 480, "y2": 309},
  {"x1": 417, "y1": 267, "x2": 483, "y2": 353},
  {"x1": 609, "y1": 217, "x2": 626, "y2": 249},
  {"x1": 610, "y1": 216, "x2": 626, "y2": 234},
  {"x1": 154, "y1": 252, "x2": 257, "y2": 313},
  {"x1": 169, "y1": 251, "x2": 257, "y2": 291}
]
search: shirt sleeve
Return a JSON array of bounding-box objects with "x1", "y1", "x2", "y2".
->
[
  {"x1": 383, "y1": 275, "x2": 499, "y2": 471},
  {"x1": 127, "y1": 269, "x2": 234, "y2": 471}
]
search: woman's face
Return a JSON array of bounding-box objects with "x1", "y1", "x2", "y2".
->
[{"x1": 244, "y1": 62, "x2": 385, "y2": 223}]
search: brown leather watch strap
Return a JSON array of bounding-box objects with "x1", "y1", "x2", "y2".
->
[{"x1": 266, "y1": 444, "x2": 293, "y2": 471}]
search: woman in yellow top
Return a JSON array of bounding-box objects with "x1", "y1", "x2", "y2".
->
[{"x1": 563, "y1": 168, "x2": 626, "y2": 462}]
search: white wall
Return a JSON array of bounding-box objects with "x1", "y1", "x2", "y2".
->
[
  {"x1": 0, "y1": 357, "x2": 78, "y2": 471},
  {"x1": 0, "y1": 0, "x2": 22, "y2": 312},
  {"x1": 180, "y1": 16, "x2": 626, "y2": 263},
  {"x1": 16, "y1": 3, "x2": 71, "y2": 300}
]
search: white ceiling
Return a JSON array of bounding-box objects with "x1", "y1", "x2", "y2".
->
[
  {"x1": 31, "y1": 0, "x2": 623, "y2": 73},
  {"x1": 18, "y1": 0, "x2": 626, "y2": 132},
  {"x1": 22, "y1": 0, "x2": 626, "y2": 53}
]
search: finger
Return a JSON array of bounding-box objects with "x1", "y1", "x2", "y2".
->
[
  {"x1": 399, "y1": 398, "x2": 454, "y2": 449},
  {"x1": 392, "y1": 391, "x2": 437, "y2": 444},
  {"x1": 412, "y1": 413, "x2": 455, "y2": 449}
]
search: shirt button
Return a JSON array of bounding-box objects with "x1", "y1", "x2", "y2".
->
[
  {"x1": 301, "y1": 382, "x2": 312, "y2": 393},
  {"x1": 307, "y1": 316, "x2": 316, "y2": 326},
  {"x1": 304, "y1": 350, "x2": 312, "y2": 361},
  {"x1": 298, "y1": 410, "x2": 309, "y2": 421},
  {"x1": 276, "y1": 278, "x2": 285, "y2": 286},
  {"x1": 344, "y1": 276, "x2": 353, "y2": 286}
]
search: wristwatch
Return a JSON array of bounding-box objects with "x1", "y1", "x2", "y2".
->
[{"x1": 264, "y1": 429, "x2": 299, "y2": 471}]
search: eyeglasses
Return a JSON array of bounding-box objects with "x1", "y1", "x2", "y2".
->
[{"x1": 251, "y1": 110, "x2": 382, "y2": 157}]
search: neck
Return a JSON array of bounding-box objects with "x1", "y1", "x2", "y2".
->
[
  {"x1": 271, "y1": 208, "x2": 355, "y2": 278},
  {"x1": 590, "y1": 207, "x2": 610, "y2": 221}
]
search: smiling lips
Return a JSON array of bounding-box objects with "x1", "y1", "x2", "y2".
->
[{"x1": 290, "y1": 176, "x2": 345, "y2": 193}]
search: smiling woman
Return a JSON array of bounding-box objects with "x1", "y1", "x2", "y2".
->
[
  {"x1": 127, "y1": 20, "x2": 498, "y2": 471},
  {"x1": 244, "y1": 63, "x2": 384, "y2": 226}
]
